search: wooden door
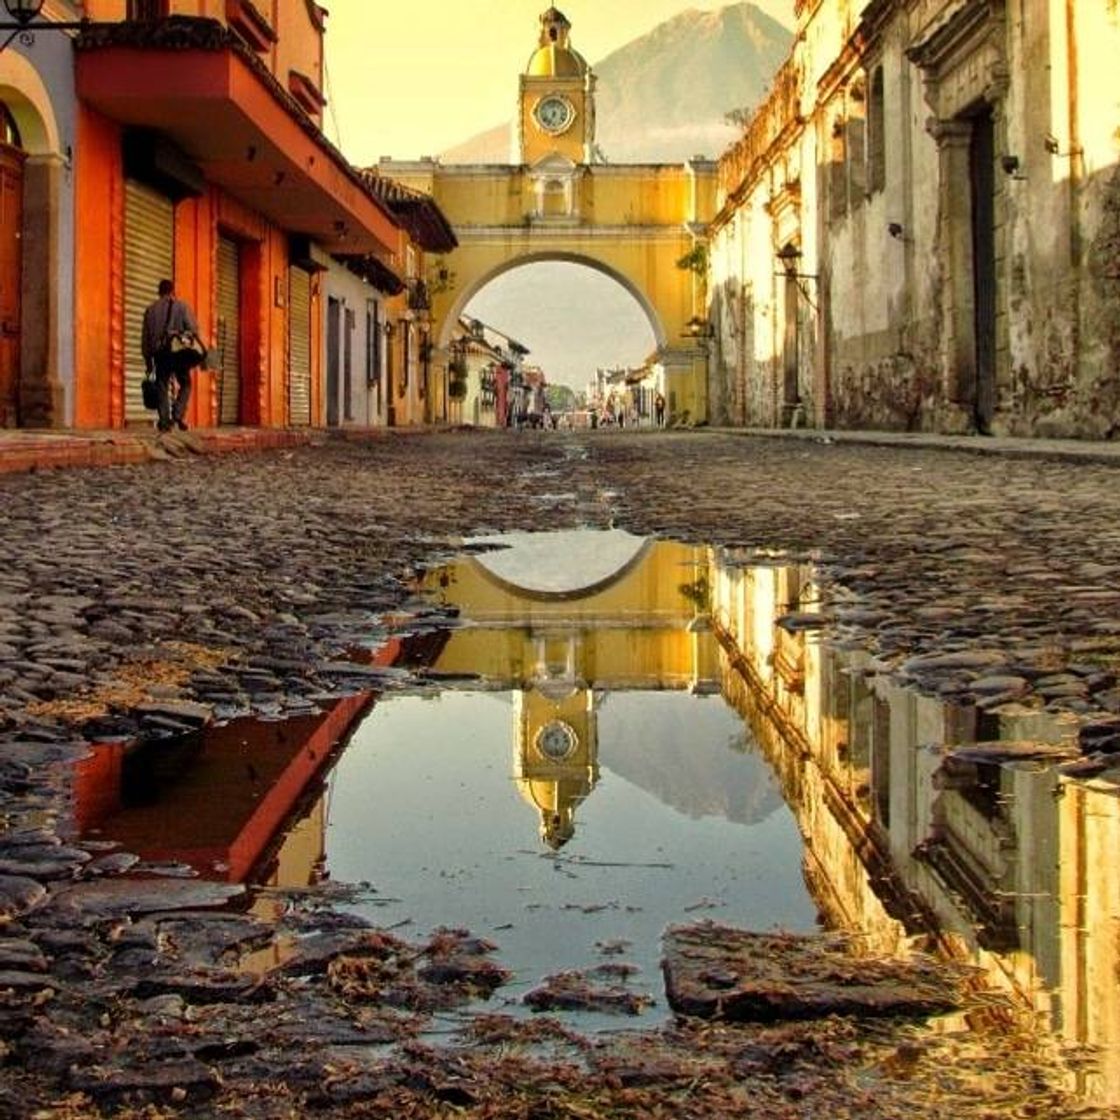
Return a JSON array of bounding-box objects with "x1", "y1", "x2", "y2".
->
[
  {"x1": 343, "y1": 307, "x2": 354, "y2": 422},
  {"x1": 326, "y1": 296, "x2": 340, "y2": 427},
  {"x1": 782, "y1": 269, "x2": 800, "y2": 425},
  {"x1": 0, "y1": 145, "x2": 24, "y2": 427},
  {"x1": 970, "y1": 107, "x2": 997, "y2": 434}
]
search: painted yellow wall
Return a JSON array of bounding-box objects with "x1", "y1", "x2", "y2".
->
[{"x1": 382, "y1": 158, "x2": 717, "y2": 422}]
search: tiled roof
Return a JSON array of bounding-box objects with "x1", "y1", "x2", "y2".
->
[{"x1": 360, "y1": 171, "x2": 459, "y2": 254}]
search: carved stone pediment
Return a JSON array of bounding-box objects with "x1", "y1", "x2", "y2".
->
[
  {"x1": 906, "y1": 0, "x2": 1007, "y2": 117},
  {"x1": 528, "y1": 153, "x2": 579, "y2": 177},
  {"x1": 907, "y1": 0, "x2": 1003, "y2": 72}
]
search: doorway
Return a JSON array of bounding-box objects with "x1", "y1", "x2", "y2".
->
[
  {"x1": 326, "y1": 297, "x2": 341, "y2": 427},
  {"x1": 969, "y1": 106, "x2": 996, "y2": 434},
  {"x1": 0, "y1": 133, "x2": 23, "y2": 428},
  {"x1": 781, "y1": 255, "x2": 800, "y2": 427}
]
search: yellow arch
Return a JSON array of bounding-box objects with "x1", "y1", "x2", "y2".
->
[{"x1": 381, "y1": 157, "x2": 719, "y2": 420}]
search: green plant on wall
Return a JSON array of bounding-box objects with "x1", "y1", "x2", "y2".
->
[
  {"x1": 676, "y1": 244, "x2": 708, "y2": 275},
  {"x1": 427, "y1": 259, "x2": 458, "y2": 296}
]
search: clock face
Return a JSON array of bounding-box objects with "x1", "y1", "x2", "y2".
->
[
  {"x1": 534, "y1": 95, "x2": 575, "y2": 135},
  {"x1": 536, "y1": 720, "x2": 578, "y2": 762}
]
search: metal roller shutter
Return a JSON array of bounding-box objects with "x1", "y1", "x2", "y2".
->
[
  {"x1": 288, "y1": 267, "x2": 311, "y2": 426},
  {"x1": 124, "y1": 180, "x2": 174, "y2": 424},
  {"x1": 216, "y1": 236, "x2": 241, "y2": 425}
]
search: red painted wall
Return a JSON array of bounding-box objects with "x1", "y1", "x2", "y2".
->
[{"x1": 74, "y1": 113, "x2": 323, "y2": 430}]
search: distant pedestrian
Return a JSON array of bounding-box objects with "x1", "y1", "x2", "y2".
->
[
  {"x1": 655, "y1": 392, "x2": 666, "y2": 428},
  {"x1": 142, "y1": 279, "x2": 206, "y2": 432}
]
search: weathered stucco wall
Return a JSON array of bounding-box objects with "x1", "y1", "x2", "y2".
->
[{"x1": 709, "y1": 0, "x2": 1120, "y2": 439}]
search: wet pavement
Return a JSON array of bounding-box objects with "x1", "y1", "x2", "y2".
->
[{"x1": 3, "y1": 429, "x2": 1120, "y2": 1116}]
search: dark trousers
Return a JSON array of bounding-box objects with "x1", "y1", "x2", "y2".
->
[{"x1": 155, "y1": 351, "x2": 193, "y2": 427}]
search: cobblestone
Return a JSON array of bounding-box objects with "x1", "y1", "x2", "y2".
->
[
  {"x1": 0, "y1": 429, "x2": 1117, "y2": 1117},
  {"x1": 0, "y1": 428, "x2": 1116, "y2": 732}
]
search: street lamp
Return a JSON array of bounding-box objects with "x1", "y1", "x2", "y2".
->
[
  {"x1": 1, "y1": 0, "x2": 90, "y2": 52},
  {"x1": 6, "y1": 0, "x2": 44, "y2": 22}
]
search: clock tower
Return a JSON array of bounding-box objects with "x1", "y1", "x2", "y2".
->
[{"x1": 518, "y1": 7, "x2": 596, "y2": 166}]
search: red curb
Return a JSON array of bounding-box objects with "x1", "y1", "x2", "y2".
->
[{"x1": 0, "y1": 428, "x2": 315, "y2": 476}]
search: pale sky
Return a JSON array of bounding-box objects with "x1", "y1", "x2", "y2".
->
[{"x1": 323, "y1": 0, "x2": 792, "y2": 165}]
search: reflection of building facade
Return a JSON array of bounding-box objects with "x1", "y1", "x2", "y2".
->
[
  {"x1": 73, "y1": 694, "x2": 369, "y2": 885},
  {"x1": 425, "y1": 534, "x2": 720, "y2": 845},
  {"x1": 709, "y1": 551, "x2": 1120, "y2": 1105}
]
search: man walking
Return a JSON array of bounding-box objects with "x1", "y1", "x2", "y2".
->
[{"x1": 141, "y1": 279, "x2": 205, "y2": 432}]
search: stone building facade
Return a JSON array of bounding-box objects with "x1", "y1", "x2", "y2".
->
[{"x1": 707, "y1": 0, "x2": 1120, "y2": 437}]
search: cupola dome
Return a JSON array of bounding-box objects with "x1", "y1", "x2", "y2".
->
[{"x1": 525, "y1": 6, "x2": 588, "y2": 78}]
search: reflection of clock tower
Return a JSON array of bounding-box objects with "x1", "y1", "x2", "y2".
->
[
  {"x1": 513, "y1": 631, "x2": 600, "y2": 849},
  {"x1": 518, "y1": 7, "x2": 596, "y2": 166}
]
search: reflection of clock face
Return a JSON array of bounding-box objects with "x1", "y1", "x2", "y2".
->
[
  {"x1": 536, "y1": 720, "x2": 578, "y2": 761},
  {"x1": 534, "y1": 95, "x2": 575, "y2": 135}
]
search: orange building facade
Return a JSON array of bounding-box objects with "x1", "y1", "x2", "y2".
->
[
  {"x1": 69, "y1": 1, "x2": 403, "y2": 430},
  {"x1": 0, "y1": 2, "x2": 460, "y2": 433}
]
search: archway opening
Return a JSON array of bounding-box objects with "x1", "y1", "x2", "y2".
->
[{"x1": 460, "y1": 259, "x2": 660, "y2": 423}]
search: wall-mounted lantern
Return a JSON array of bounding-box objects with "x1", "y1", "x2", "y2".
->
[
  {"x1": 775, "y1": 243, "x2": 818, "y2": 281},
  {"x1": 1, "y1": 1, "x2": 89, "y2": 52}
]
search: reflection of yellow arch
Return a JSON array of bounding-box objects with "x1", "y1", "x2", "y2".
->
[
  {"x1": 438, "y1": 251, "x2": 667, "y2": 351},
  {"x1": 470, "y1": 531, "x2": 653, "y2": 602},
  {"x1": 0, "y1": 52, "x2": 62, "y2": 155}
]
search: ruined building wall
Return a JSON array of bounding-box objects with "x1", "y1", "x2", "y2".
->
[{"x1": 709, "y1": 0, "x2": 1120, "y2": 438}]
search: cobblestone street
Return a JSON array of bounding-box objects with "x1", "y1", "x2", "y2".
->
[
  {"x1": 2, "y1": 430, "x2": 1119, "y2": 1118},
  {"x1": 5, "y1": 430, "x2": 1119, "y2": 730}
]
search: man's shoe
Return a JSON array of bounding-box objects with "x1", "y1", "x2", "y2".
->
[
  {"x1": 157, "y1": 420, "x2": 172, "y2": 432},
  {"x1": 175, "y1": 419, "x2": 188, "y2": 431}
]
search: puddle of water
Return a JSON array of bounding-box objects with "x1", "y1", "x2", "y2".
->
[
  {"x1": 324, "y1": 689, "x2": 813, "y2": 1027},
  {"x1": 72, "y1": 530, "x2": 1120, "y2": 1104},
  {"x1": 321, "y1": 532, "x2": 818, "y2": 1027}
]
